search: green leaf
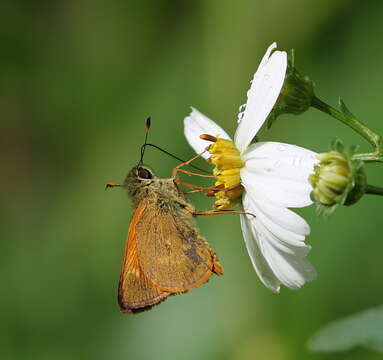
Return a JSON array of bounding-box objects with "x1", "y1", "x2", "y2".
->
[{"x1": 308, "y1": 305, "x2": 383, "y2": 353}]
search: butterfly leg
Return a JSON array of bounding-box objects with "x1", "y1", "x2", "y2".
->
[
  {"x1": 172, "y1": 150, "x2": 208, "y2": 178},
  {"x1": 174, "y1": 179, "x2": 224, "y2": 193},
  {"x1": 105, "y1": 182, "x2": 124, "y2": 190},
  {"x1": 175, "y1": 168, "x2": 216, "y2": 178},
  {"x1": 194, "y1": 210, "x2": 256, "y2": 219}
]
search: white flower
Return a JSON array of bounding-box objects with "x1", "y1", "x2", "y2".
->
[{"x1": 184, "y1": 43, "x2": 317, "y2": 292}]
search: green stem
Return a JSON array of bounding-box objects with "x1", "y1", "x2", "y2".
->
[
  {"x1": 311, "y1": 96, "x2": 383, "y2": 163},
  {"x1": 365, "y1": 184, "x2": 383, "y2": 196}
]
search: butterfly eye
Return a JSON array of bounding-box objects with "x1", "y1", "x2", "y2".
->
[{"x1": 137, "y1": 167, "x2": 153, "y2": 179}]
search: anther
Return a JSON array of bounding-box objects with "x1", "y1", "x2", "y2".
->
[
  {"x1": 200, "y1": 134, "x2": 217, "y2": 143},
  {"x1": 206, "y1": 184, "x2": 225, "y2": 197}
]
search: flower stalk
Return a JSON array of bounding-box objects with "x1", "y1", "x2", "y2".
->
[
  {"x1": 365, "y1": 184, "x2": 383, "y2": 196},
  {"x1": 311, "y1": 96, "x2": 383, "y2": 163}
]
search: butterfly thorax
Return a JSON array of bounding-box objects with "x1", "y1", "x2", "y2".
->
[{"x1": 124, "y1": 165, "x2": 193, "y2": 215}]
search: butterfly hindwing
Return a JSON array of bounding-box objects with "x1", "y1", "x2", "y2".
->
[{"x1": 135, "y1": 202, "x2": 223, "y2": 293}]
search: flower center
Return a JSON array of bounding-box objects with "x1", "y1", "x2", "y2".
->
[{"x1": 200, "y1": 134, "x2": 244, "y2": 210}]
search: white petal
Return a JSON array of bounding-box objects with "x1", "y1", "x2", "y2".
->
[
  {"x1": 258, "y1": 42, "x2": 278, "y2": 70},
  {"x1": 184, "y1": 107, "x2": 231, "y2": 159},
  {"x1": 260, "y1": 228, "x2": 316, "y2": 289},
  {"x1": 243, "y1": 188, "x2": 310, "y2": 238},
  {"x1": 240, "y1": 214, "x2": 281, "y2": 292},
  {"x1": 242, "y1": 141, "x2": 317, "y2": 162},
  {"x1": 241, "y1": 142, "x2": 317, "y2": 208},
  {"x1": 240, "y1": 191, "x2": 316, "y2": 290},
  {"x1": 234, "y1": 44, "x2": 287, "y2": 152},
  {"x1": 237, "y1": 43, "x2": 277, "y2": 124}
]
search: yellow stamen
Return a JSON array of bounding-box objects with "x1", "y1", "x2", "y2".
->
[{"x1": 201, "y1": 136, "x2": 244, "y2": 210}]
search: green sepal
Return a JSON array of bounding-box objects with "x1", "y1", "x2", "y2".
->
[
  {"x1": 330, "y1": 137, "x2": 344, "y2": 153},
  {"x1": 339, "y1": 98, "x2": 355, "y2": 118},
  {"x1": 344, "y1": 158, "x2": 366, "y2": 206}
]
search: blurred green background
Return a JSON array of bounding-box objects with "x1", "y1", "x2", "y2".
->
[{"x1": 1, "y1": 0, "x2": 382, "y2": 359}]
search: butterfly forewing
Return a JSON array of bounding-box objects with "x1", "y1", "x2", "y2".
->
[{"x1": 118, "y1": 203, "x2": 171, "y2": 313}]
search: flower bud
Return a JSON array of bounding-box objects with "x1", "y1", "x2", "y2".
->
[
  {"x1": 309, "y1": 141, "x2": 367, "y2": 215},
  {"x1": 267, "y1": 50, "x2": 315, "y2": 128},
  {"x1": 309, "y1": 151, "x2": 349, "y2": 205}
]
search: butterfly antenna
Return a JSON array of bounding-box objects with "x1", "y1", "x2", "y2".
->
[
  {"x1": 139, "y1": 117, "x2": 209, "y2": 174},
  {"x1": 143, "y1": 143, "x2": 210, "y2": 174},
  {"x1": 139, "y1": 117, "x2": 151, "y2": 166}
]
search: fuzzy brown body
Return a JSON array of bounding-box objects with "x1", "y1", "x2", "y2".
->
[{"x1": 118, "y1": 166, "x2": 223, "y2": 314}]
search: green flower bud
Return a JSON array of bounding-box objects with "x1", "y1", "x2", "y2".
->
[
  {"x1": 309, "y1": 151, "x2": 349, "y2": 205},
  {"x1": 309, "y1": 139, "x2": 367, "y2": 216},
  {"x1": 267, "y1": 49, "x2": 315, "y2": 128}
]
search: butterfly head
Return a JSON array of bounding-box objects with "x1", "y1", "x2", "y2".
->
[{"x1": 124, "y1": 164, "x2": 156, "y2": 196}]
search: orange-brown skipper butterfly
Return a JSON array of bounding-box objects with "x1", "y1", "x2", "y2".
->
[{"x1": 108, "y1": 119, "x2": 223, "y2": 314}]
